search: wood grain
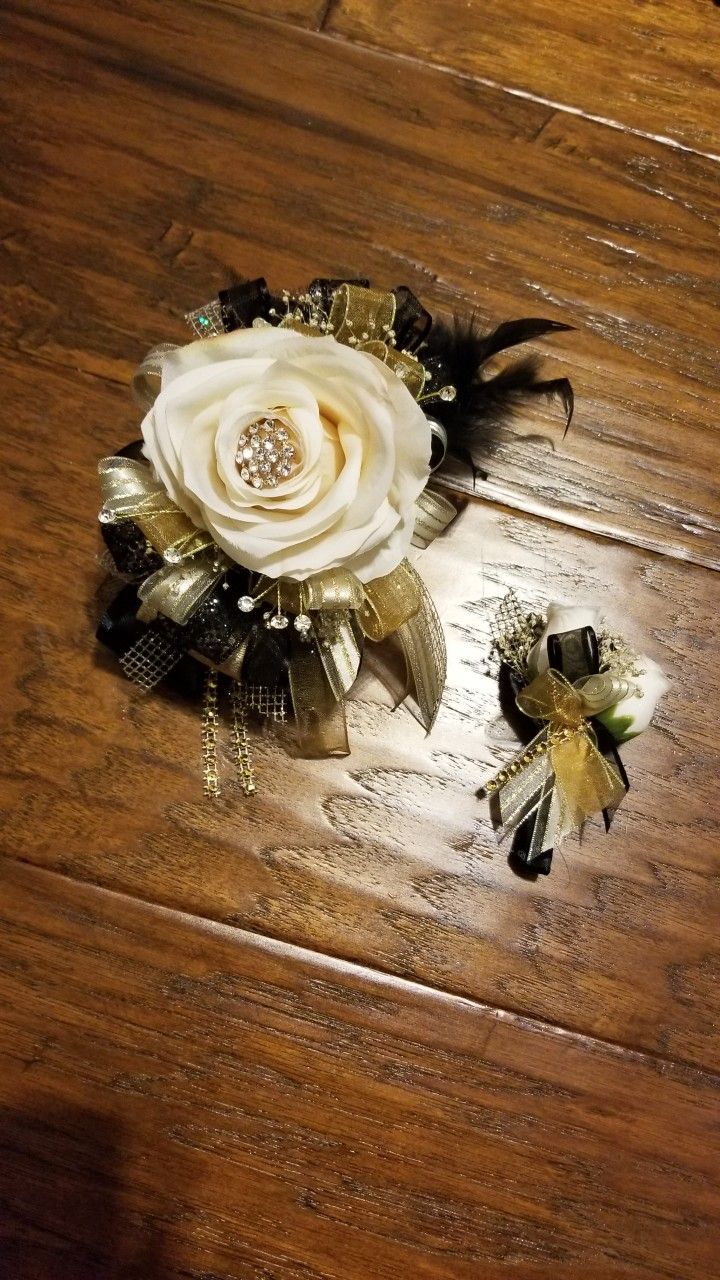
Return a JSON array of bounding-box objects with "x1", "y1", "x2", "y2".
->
[
  {"x1": 205, "y1": 0, "x2": 328, "y2": 25},
  {"x1": 1, "y1": 860, "x2": 719, "y2": 1280},
  {"x1": 1, "y1": 1, "x2": 720, "y2": 564},
  {"x1": 327, "y1": 0, "x2": 720, "y2": 156},
  {"x1": 1, "y1": 345, "x2": 718, "y2": 1070}
]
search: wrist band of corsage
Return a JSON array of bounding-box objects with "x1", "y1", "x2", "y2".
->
[
  {"x1": 484, "y1": 594, "x2": 669, "y2": 875},
  {"x1": 96, "y1": 277, "x2": 572, "y2": 797}
]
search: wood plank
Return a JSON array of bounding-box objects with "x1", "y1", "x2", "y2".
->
[
  {"x1": 216, "y1": 0, "x2": 327, "y2": 26},
  {"x1": 1, "y1": 860, "x2": 718, "y2": 1280},
  {"x1": 327, "y1": 0, "x2": 720, "y2": 157},
  {"x1": 1, "y1": 4, "x2": 720, "y2": 566},
  {"x1": 1, "y1": 345, "x2": 719, "y2": 1070}
]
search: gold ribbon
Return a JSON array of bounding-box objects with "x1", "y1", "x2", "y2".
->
[
  {"x1": 412, "y1": 488, "x2": 457, "y2": 549},
  {"x1": 359, "y1": 558, "x2": 422, "y2": 641},
  {"x1": 487, "y1": 670, "x2": 627, "y2": 850},
  {"x1": 327, "y1": 284, "x2": 427, "y2": 399},
  {"x1": 137, "y1": 551, "x2": 227, "y2": 625},
  {"x1": 288, "y1": 634, "x2": 350, "y2": 757},
  {"x1": 312, "y1": 610, "x2": 363, "y2": 700},
  {"x1": 259, "y1": 569, "x2": 365, "y2": 615},
  {"x1": 395, "y1": 564, "x2": 447, "y2": 731},
  {"x1": 98, "y1": 456, "x2": 214, "y2": 561}
]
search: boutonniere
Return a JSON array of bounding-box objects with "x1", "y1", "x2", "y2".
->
[
  {"x1": 484, "y1": 595, "x2": 669, "y2": 875},
  {"x1": 97, "y1": 277, "x2": 571, "y2": 796}
]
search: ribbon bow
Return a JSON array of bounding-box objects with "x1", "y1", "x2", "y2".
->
[{"x1": 486, "y1": 667, "x2": 627, "y2": 867}]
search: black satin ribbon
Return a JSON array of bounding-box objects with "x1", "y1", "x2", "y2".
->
[
  {"x1": 509, "y1": 626, "x2": 629, "y2": 877},
  {"x1": 219, "y1": 278, "x2": 274, "y2": 331}
]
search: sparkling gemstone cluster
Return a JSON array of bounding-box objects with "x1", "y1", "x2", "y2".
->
[{"x1": 236, "y1": 418, "x2": 298, "y2": 489}]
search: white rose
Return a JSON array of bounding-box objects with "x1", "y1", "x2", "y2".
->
[
  {"x1": 140, "y1": 326, "x2": 431, "y2": 583},
  {"x1": 527, "y1": 602, "x2": 603, "y2": 677},
  {"x1": 596, "y1": 655, "x2": 669, "y2": 743}
]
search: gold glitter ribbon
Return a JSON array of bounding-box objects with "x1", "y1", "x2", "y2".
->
[
  {"x1": 137, "y1": 551, "x2": 227, "y2": 624},
  {"x1": 328, "y1": 284, "x2": 427, "y2": 399},
  {"x1": 358, "y1": 558, "x2": 423, "y2": 642},
  {"x1": 486, "y1": 670, "x2": 627, "y2": 851},
  {"x1": 260, "y1": 569, "x2": 365, "y2": 615},
  {"x1": 98, "y1": 456, "x2": 214, "y2": 560}
]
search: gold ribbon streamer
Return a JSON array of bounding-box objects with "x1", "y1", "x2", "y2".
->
[
  {"x1": 312, "y1": 610, "x2": 363, "y2": 701},
  {"x1": 395, "y1": 564, "x2": 447, "y2": 731},
  {"x1": 359, "y1": 558, "x2": 422, "y2": 641},
  {"x1": 288, "y1": 636, "x2": 350, "y2": 757},
  {"x1": 412, "y1": 488, "x2": 458, "y2": 549},
  {"x1": 98, "y1": 456, "x2": 214, "y2": 561},
  {"x1": 488, "y1": 670, "x2": 627, "y2": 848}
]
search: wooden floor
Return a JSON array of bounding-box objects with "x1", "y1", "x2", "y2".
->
[{"x1": 1, "y1": 1, "x2": 719, "y2": 1275}]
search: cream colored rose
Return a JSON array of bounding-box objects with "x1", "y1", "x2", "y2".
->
[
  {"x1": 596, "y1": 655, "x2": 669, "y2": 743},
  {"x1": 140, "y1": 326, "x2": 431, "y2": 582}
]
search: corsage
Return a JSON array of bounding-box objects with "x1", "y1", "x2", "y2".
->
[
  {"x1": 97, "y1": 277, "x2": 571, "y2": 796},
  {"x1": 484, "y1": 595, "x2": 669, "y2": 874}
]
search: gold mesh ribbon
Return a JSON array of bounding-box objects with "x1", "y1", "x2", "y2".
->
[
  {"x1": 98, "y1": 456, "x2": 214, "y2": 560},
  {"x1": 487, "y1": 670, "x2": 627, "y2": 850}
]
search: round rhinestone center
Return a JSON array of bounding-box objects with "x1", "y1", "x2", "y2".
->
[{"x1": 236, "y1": 417, "x2": 299, "y2": 490}]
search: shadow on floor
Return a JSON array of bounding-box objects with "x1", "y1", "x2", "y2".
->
[{"x1": 0, "y1": 1102, "x2": 170, "y2": 1279}]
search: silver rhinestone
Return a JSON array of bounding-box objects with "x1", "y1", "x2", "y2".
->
[
  {"x1": 439, "y1": 385, "x2": 457, "y2": 402},
  {"x1": 240, "y1": 467, "x2": 250, "y2": 481},
  {"x1": 294, "y1": 614, "x2": 312, "y2": 635},
  {"x1": 252, "y1": 476, "x2": 263, "y2": 488},
  {"x1": 268, "y1": 613, "x2": 289, "y2": 630},
  {"x1": 164, "y1": 548, "x2": 182, "y2": 564},
  {"x1": 249, "y1": 462, "x2": 259, "y2": 474},
  {"x1": 250, "y1": 424, "x2": 259, "y2": 435},
  {"x1": 98, "y1": 508, "x2": 115, "y2": 524},
  {"x1": 238, "y1": 595, "x2": 255, "y2": 613}
]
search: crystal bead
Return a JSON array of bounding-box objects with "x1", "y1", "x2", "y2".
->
[
  {"x1": 98, "y1": 508, "x2": 115, "y2": 524},
  {"x1": 164, "y1": 548, "x2": 182, "y2": 564},
  {"x1": 238, "y1": 596, "x2": 255, "y2": 613},
  {"x1": 294, "y1": 614, "x2": 312, "y2": 635},
  {"x1": 439, "y1": 385, "x2": 457, "y2": 402},
  {"x1": 252, "y1": 476, "x2": 263, "y2": 488},
  {"x1": 268, "y1": 613, "x2": 289, "y2": 630},
  {"x1": 240, "y1": 467, "x2": 250, "y2": 481}
]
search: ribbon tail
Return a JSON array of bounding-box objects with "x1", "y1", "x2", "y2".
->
[
  {"x1": 288, "y1": 635, "x2": 350, "y2": 758},
  {"x1": 395, "y1": 566, "x2": 446, "y2": 731},
  {"x1": 313, "y1": 610, "x2": 363, "y2": 701}
]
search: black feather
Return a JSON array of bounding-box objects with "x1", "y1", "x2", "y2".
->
[{"x1": 422, "y1": 314, "x2": 574, "y2": 462}]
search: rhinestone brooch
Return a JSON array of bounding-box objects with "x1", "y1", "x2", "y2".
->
[{"x1": 236, "y1": 418, "x2": 298, "y2": 489}]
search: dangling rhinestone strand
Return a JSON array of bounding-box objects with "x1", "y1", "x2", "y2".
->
[{"x1": 236, "y1": 418, "x2": 298, "y2": 489}]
